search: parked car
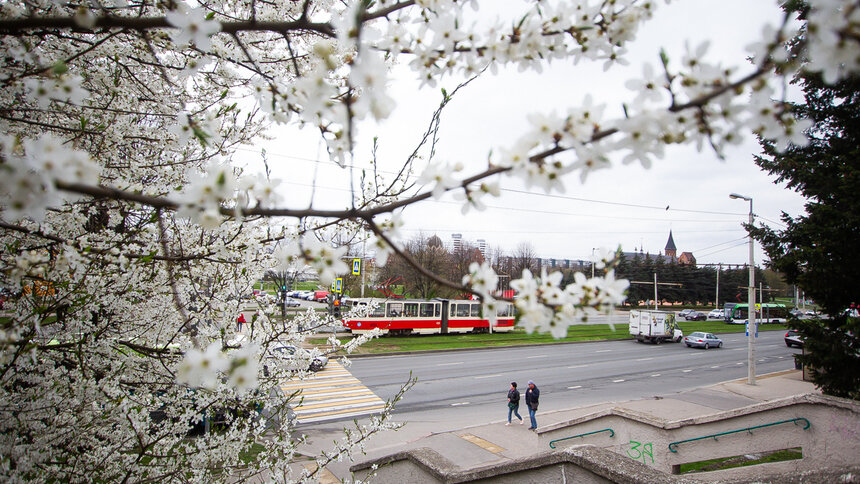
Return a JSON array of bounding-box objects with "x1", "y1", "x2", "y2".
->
[
  {"x1": 684, "y1": 311, "x2": 707, "y2": 321},
  {"x1": 678, "y1": 309, "x2": 694, "y2": 318},
  {"x1": 284, "y1": 299, "x2": 300, "y2": 308},
  {"x1": 268, "y1": 345, "x2": 328, "y2": 371},
  {"x1": 707, "y1": 308, "x2": 724, "y2": 319},
  {"x1": 785, "y1": 329, "x2": 804, "y2": 348},
  {"x1": 684, "y1": 332, "x2": 723, "y2": 349}
]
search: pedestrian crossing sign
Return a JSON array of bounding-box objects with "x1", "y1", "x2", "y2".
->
[
  {"x1": 335, "y1": 278, "x2": 343, "y2": 293},
  {"x1": 352, "y1": 258, "x2": 361, "y2": 275}
]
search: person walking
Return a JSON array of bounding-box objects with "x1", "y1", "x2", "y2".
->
[
  {"x1": 525, "y1": 380, "x2": 540, "y2": 430},
  {"x1": 506, "y1": 382, "x2": 523, "y2": 426},
  {"x1": 236, "y1": 313, "x2": 246, "y2": 332}
]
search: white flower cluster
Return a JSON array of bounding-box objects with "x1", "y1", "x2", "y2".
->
[
  {"x1": 0, "y1": 134, "x2": 100, "y2": 223},
  {"x1": 805, "y1": 0, "x2": 860, "y2": 84},
  {"x1": 510, "y1": 249, "x2": 629, "y2": 338},
  {"x1": 278, "y1": 235, "x2": 349, "y2": 286},
  {"x1": 24, "y1": 72, "x2": 89, "y2": 109},
  {"x1": 177, "y1": 161, "x2": 283, "y2": 228}
]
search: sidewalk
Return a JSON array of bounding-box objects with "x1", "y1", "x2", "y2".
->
[{"x1": 308, "y1": 370, "x2": 819, "y2": 481}]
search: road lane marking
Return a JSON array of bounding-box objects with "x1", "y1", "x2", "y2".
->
[
  {"x1": 297, "y1": 404, "x2": 387, "y2": 423},
  {"x1": 636, "y1": 357, "x2": 654, "y2": 361},
  {"x1": 527, "y1": 355, "x2": 548, "y2": 359},
  {"x1": 711, "y1": 366, "x2": 720, "y2": 369},
  {"x1": 651, "y1": 374, "x2": 661, "y2": 377},
  {"x1": 283, "y1": 361, "x2": 386, "y2": 424},
  {"x1": 460, "y1": 434, "x2": 505, "y2": 454},
  {"x1": 568, "y1": 364, "x2": 590, "y2": 369},
  {"x1": 436, "y1": 362, "x2": 464, "y2": 366},
  {"x1": 595, "y1": 350, "x2": 613, "y2": 353},
  {"x1": 451, "y1": 402, "x2": 470, "y2": 406},
  {"x1": 474, "y1": 374, "x2": 503, "y2": 379},
  {"x1": 612, "y1": 379, "x2": 625, "y2": 383},
  {"x1": 568, "y1": 385, "x2": 582, "y2": 389},
  {"x1": 682, "y1": 369, "x2": 692, "y2": 373}
]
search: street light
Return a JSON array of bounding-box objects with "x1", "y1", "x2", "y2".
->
[{"x1": 730, "y1": 193, "x2": 756, "y2": 385}]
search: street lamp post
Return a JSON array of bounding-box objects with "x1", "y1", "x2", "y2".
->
[{"x1": 730, "y1": 193, "x2": 756, "y2": 385}]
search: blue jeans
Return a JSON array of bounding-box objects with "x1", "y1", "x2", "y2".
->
[
  {"x1": 528, "y1": 406, "x2": 537, "y2": 429},
  {"x1": 507, "y1": 404, "x2": 522, "y2": 423}
]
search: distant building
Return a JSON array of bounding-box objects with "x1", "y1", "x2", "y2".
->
[
  {"x1": 620, "y1": 231, "x2": 696, "y2": 266},
  {"x1": 665, "y1": 231, "x2": 677, "y2": 258},
  {"x1": 452, "y1": 233, "x2": 462, "y2": 252},
  {"x1": 477, "y1": 239, "x2": 487, "y2": 258}
]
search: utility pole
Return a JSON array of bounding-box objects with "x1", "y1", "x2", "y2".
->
[
  {"x1": 716, "y1": 263, "x2": 721, "y2": 309},
  {"x1": 654, "y1": 272, "x2": 658, "y2": 311}
]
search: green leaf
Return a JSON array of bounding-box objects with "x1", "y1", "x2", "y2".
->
[{"x1": 52, "y1": 61, "x2": 69, "y2": 76}]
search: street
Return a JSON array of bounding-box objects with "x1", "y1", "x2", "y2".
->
[{"x1": 298, "y1": 330, "x2": 799, "y2": 440}]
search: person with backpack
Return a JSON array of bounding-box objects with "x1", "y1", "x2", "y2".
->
[
  {"x1": 525, "y1": 380, "x2": 540, "y2": 430},
  {"x1": 506, "y1": 382, "x2": 523, "y2": 426},
  {"x1": 236, "y1": 313, "x2": 246, "y2": 332}
]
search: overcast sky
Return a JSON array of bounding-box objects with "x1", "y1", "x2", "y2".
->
[{"x1": 238, "y1": 0, "x2": 808, "y2": 268}]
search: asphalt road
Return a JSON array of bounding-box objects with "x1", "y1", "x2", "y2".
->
[{"x1": 343, "y1": 329, "x2": 799, "y2": 425}]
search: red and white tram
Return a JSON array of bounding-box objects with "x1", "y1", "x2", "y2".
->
[{"x1": 341, "y1": 298, "x2": 516, "y2": 335}]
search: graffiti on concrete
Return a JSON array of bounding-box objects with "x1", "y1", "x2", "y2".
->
[
  {"x1": 829, "y1": 414, "x2": 860, "y2": 441},
  {"x1": 626, "y1": 440, "x2": 654, "y2": 464}
]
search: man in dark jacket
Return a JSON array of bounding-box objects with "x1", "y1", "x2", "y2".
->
[
  {"x1": 525, "y1": 380, "x2": 540, "y2": 430},
  {"x1": 506, "y1": 382, "x2": 523, "y2": 425}
]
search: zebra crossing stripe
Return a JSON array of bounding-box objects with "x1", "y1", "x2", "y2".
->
[{"x1": 283, "y1": 360, "x2": 386, "y2": 424}]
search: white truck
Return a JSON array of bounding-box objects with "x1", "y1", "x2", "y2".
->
[{"x1": 628, "y1": 310, "x2": 683, "y2": 344}]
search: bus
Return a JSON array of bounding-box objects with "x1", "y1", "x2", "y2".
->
[{"x1": 726, "y1": 303, "x2": 790, "y2": 324}]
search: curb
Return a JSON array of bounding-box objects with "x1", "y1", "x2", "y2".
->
[{"x1": 327, "y1": 327, "x2": 788, "y2": 359}]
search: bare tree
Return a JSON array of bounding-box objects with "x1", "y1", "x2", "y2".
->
[{"x1": 512, "y1": 242, "x2": 539, "y2": 276}]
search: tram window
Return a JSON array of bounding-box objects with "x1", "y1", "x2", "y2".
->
[
  {"x1": 456, "y1": 304, "x2": 470, "y2": 317},
  {"x1": 371, "y1": 305, "x2": 384, "y2": 317},
  {"x1": 420, "y1": 303, "x2": 435, "y2": 317},
  {"x1": 387, "y1": 302, "x2": 403, "y2": 317},
  {"x1": 497, "y1": 303, "x2": 514, "y2": 317},
  {"x1": 404, "y1": 303, "x2": 419, "y2": 317},
  {"x1": 470, "y1": 304, "x2": 480, "y2": 317}
]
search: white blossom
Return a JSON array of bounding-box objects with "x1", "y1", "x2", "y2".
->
[
  {"x1": 177, "y1": 342, "x2": 229, "y2": 390},
  {"x1": 165, "y1": 6, "x2": 222, "y2": 51}
]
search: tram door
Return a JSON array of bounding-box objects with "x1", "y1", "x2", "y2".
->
[{"x1": 438, "y1": 299, "x2": 450, "y2": 334}]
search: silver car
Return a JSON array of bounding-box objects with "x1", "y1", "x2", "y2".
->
[
  {"x1": 684, "y1": 331, "x2": 723, "y2": 349},
  {"x1": 269, "y1": 345, "x2": 328, "y2": 371}
]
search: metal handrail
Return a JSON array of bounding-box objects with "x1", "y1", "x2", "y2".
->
[
  {"x1": 549, "y1": 428, "x2": 615, "y2": 449},
  {"x1": 668, "y1": 417, "x2": 811, "y2": 453}
]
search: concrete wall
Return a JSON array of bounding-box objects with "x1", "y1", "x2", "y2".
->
[
  {"x1": 351, "y1": 445, "x2": 680, "y2": 484},
  {"x1": 537, "y1": 393, "x2": 860, "y2": 475},
  {"x1": 350, "y1": 394, "x2": 859, "y2": 483}
]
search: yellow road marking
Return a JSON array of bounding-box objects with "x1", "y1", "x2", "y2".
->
[
  {"x1": 301, "y1": 389, "x2": 375, "y2": 400},
  {"x1": 297, "y1": 404, "x2": 387, "y2": 420},
  {"x1": 459, "y1": 434, "x2": 505, "y2": 454},
  {"x1": 281, "y1": 378, "x2": 360, "y2": 390},
  {"x1": 294, "y1": 396, "x2": 384, "y2": 411},
  {"x1": 294, "y1": 385, "x2": 369, "y2": 395}
]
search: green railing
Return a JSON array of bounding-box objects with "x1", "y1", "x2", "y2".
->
[
  {"x1": 668, "y1": 417, "x2": 810, "y2": 453},
  {"x1": 549, "y1": 428, "x2": 615, "y2": 449}
]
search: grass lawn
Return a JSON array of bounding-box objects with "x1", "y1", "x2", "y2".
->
[
  {"x1": 679, "y1": 447, "x2": 802, "y2": 474},
  {"x1": 309, "y1": 320, "x2": 786, "y2": 354}
]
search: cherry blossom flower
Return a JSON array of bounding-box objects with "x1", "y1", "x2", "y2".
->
[
  {"x1": 177, "y1": 342, "x2": 229, "y2": 390},
  {"x1": 418, "y1": 161, "x2": 462, "y2": 198},
  {"x1": 165, "y1": 6, "x2": 222, "y2": 51}
]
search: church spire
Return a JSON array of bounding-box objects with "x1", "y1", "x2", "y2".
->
[{"x1": 665, "y1": 230, "x2": 677, "y2": 258}]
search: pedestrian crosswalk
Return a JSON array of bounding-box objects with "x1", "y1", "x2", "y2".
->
[{"x1": 281, "y1": 360, "x2": 386, "y2": 424}]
